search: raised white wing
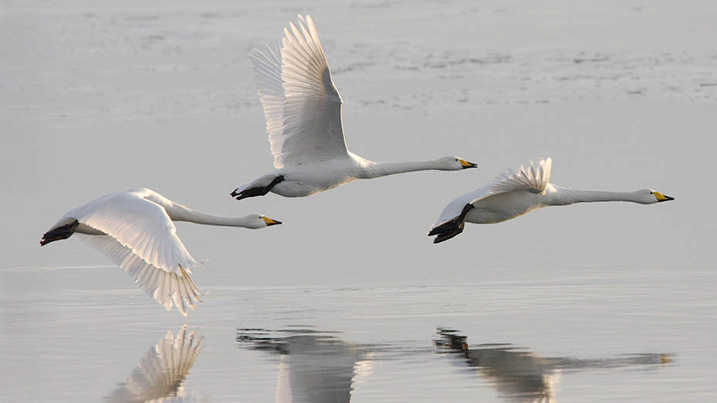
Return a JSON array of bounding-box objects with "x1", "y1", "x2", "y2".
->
[
  {"x1": 252, "y1": 15, "x2": 349, "y2": 168},
  {"x1": 432, "y1": 158, "x2": 553, "y2": 228},
  {"x1": 73, "y1": 192, "x2": 203, "y2": 315},
  {"x1": 105, "y1": 326, "x2": 204, "y2": 402},
  {"x1": 491, "y1": 158, "x2": 552, "y2": 194}
]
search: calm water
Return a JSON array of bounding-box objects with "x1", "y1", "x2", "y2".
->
[
  {"x1": 1, "y1": 0, "x2": 716, "y2": 402},
  {"x1": 1, "y1": 266, "x2": 714, "y2": 402}
]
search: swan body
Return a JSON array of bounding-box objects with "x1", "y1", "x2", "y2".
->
[
  {"x1": 231, "y1": 15, "x2": 476, "y2": 201},
  {"x1": 428, "y1": 158, "x2": 674, "y2": 243},
  {"x1": 40, "y1": 188, "x2": 281, "y2": 315}
]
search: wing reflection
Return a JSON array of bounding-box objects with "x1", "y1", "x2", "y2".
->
[
  {"x1": 106, "y1": 326, "x2": 204, "y2": 403},
  {"x1": 237, "y1": 328, "x2": 372, "y2": 403},
  {"x1": 435, "y1": 328, "x2": 672, "y2": 403}
]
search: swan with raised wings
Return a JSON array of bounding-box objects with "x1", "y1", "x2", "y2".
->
[
  {"x1": 40, "y1": 188, "x2": 281, "y2": 315},
  {"x1": 230, "y1": 15, "x2": 476, "y2": 201},
  {"x1": 428, "y1": 158, "x2": 674, "y2": 243}
]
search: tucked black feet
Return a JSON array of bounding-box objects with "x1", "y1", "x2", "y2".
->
[
  {"x1": 428, "y1": 204, "x2": 473, "y2": 244},
  {"x1": 232, "y1": 176, "x2": 285, "y2": 201},
  {"x1": 432, "y1": 222, "x2": 466, "y2": 244},
  {"x1": 40, "y1": 219, "x2": 79, "y2": 246}
]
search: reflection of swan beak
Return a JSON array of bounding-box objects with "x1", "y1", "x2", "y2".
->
[{"x1": 460, "y1": 159, "x2": 478, "y2": 169}]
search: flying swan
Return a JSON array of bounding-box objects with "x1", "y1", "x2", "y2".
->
[
  {"x1": 428, "y1": 157, "x2": 674, "y2": 243},
  {"x1": 40, "y1": 188, "x2": 282, "y2": 315},
  {"x1": 230, "y1": 15, "x2": 476, "y2": 201}
]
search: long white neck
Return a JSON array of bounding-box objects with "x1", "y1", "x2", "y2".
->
[
  {"x1": 139, "y1": 190, "x2": 263, "y2": 228},
  {"x1": 361, "y1": 159, "x2": 449, "y2": 179},
  {"x1": 174, "y1": 210, "x2": 257, "y2": 227},
  {"x1": 163, "y1": 201, "x2": 257, "y2": 227},
  {"x1": 545, "y1": 186, "x2": 642, "y2": 206}
]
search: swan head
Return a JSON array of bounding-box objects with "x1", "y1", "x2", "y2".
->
[
  {"x1": 243, "y1": 214, "x2": 283, "y2": 229},
  {"x1": 635, "y1": 189, "x2": 675, "y2": 204},
  {"x1": 438, "y1": 156, "x2": 478, "y2": 171}
]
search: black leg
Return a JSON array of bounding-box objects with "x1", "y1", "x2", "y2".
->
[
  {"x1": 428, "y1": 204, "x2": 473, "y2": 243},
  {"x1": 232, "y1": 175, "x2": 285, "y2": 201},
  {"x1": 41, "y1": 219, "x2": 79, "y2": 246}
]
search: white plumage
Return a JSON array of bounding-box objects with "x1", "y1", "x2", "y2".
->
[
  {"x1": 231, "y1": 15, "x2": 476, "y2": 201},
  {"x1": 41, "y1": 188, "x2": 281, "y2": 315},
  {"x1": 429, "y1": 158, "x2": 674, "y2": 243}
]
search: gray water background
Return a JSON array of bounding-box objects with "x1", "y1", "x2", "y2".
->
[{"x1": 1, "y1": 0, "x2": 716, "y2": 401}]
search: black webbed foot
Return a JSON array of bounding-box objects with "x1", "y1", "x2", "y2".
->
[
  {"x1": 40, "y1": 219, "x2": 79, "y2": 246},
  {"x1": 231, "y1": 175, "x2": 285, "y2": 201}
]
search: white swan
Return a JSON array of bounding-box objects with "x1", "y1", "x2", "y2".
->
[
  {"x1": 428, "y1": 157, "x2": 674, "y2": 243},
  {"x1": 40, "y1": 188, "x2": 281, "y2": 315},
  {"x1": 230, "y1": 15, "x2": 476, "y2": 201}
]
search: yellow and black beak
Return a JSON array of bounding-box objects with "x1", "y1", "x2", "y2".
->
[
  {"x1": 459, "y1": 159, "x2": 478, "y2": 169},
  {"x1": 262, "y1": 216, "x2": 282, "y2": 226},
  {"x1": 654, "y1": 191, "x2": 674, "y2": 202}
]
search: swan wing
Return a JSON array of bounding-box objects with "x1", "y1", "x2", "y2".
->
[
  {"x1": 252, "y1": 42, "x2": 287, "y2": 169},
  {"x1": 74, "y1": 192, "x2": 203, "y2": 314},
  {"x1": 105, "y1": 326, "x2": 204, "y2": 402},
  {"x1": 490, "y1": 157, "x2": 552, "y2": 195},
  {"x1": 81, "y1": 235, "x2": 203, "y2": 315},
  {"x1": 252, "y1": 15, "x2": 349, "y2": 168}
]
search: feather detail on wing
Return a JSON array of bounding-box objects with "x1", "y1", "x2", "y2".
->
[
  {"x1": 76, "y1": 193, "x2": 198, "y2": 274},
  {"x1": 490, "y1": 158, "x2": 552, "y2": 195},
  {"x1": 105, "y1": 326, "x2": 204, "y2": 402},
  {"x1": 252, "y1": 42, "x2": 286, "y2": 169},
  {"x1": 80, "y1": 235, "x2": 203, "y2": 316},
  {"x1": 252, "y1": 15, "x2": 349, "y2": 168},
  {"x1": 72, "y1": 192, "x2": 203, "y2": 315}
]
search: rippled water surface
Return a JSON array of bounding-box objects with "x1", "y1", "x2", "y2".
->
[{"x1": 1, "y1": 0, "x2": 716, "y2": 402}]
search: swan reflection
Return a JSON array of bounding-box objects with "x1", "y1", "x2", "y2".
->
[
  {"x1": 237, "y1": 328, "x2": 372, "y2": 403},
  {"x1": 106, "y1": 326, "x2": 204, "y2": 403},
  {"x1": 435, "y1": 328, "x2": 672, "y2": 403}
]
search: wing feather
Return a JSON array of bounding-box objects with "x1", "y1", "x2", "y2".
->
[
  {"x1": 80, "y1": 235, "x2": 203, "y2": 316},
  {"x1": 70, "y1": 192, "x2": 204, "y2": 315},
  {"x1": 491, "y1": 158, "x2": 552, "y2": 195},
  {"x1": 252, "y1": 15, "x2": 349, "y2": 168},
  {"x1": 74, "y1": 192, "x2": 198, "y2": 273},
  {"x1": 251, "y1": 43, "x2": 285, "y2": 168}
]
